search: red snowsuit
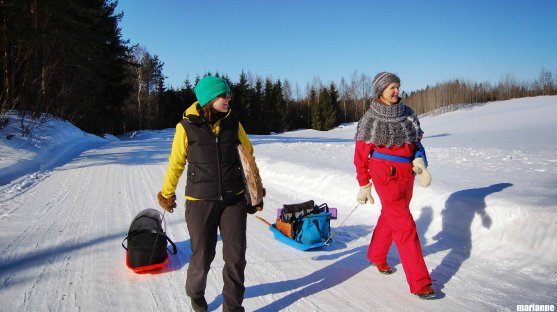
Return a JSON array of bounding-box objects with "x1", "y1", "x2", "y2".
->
[{"x1": 354, "y1": 140, "x2": 432, "y2": 293}]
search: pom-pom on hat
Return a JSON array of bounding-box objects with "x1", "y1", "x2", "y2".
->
[
  {"x1": 372, "y1": 72, "x2": 400, "y2": 98},
  {"x1": 194, "y1": 76, "x2": 232, "y2": 107}
]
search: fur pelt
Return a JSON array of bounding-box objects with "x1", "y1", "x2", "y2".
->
[{"x1": 237, "y1": 144, "x2": 265, "y2": 206}]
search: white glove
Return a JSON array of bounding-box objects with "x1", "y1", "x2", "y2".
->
[
  {"x1": 412, "y1": 157, "x2": 432, "y2": 187},
  {"x1": 356, "y1": 183, "x2": 375, "y2": 204}
]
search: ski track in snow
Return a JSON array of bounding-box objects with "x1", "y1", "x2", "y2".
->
[{"x1": 1, "y1": 97, "x2": 557, "y2": 311}]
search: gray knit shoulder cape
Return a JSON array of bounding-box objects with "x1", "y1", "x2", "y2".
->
[{"x1": 355, "y1": 99, "x2": 423, "y2": 147}]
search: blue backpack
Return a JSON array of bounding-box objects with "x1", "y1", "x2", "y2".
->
[{"x1": 295, "y1": 211, "x2": 332, "y2": 245}]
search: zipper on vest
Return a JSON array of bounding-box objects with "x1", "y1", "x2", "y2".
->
[{"x1": 215, "y1": 136, "x2": 223, "y2": 201}]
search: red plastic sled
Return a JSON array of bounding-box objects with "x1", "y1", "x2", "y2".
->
[{"x1": 125, "y1": 251, "x2": 169, "y2": 273}]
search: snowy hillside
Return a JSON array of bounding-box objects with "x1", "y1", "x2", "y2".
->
[{"x1": 1, "y1": 96, "x2": 556, "y2": 311}]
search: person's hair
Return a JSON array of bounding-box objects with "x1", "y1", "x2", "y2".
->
[{"x1": 202, "y1": 101, "x2": 217, "y2": 123}]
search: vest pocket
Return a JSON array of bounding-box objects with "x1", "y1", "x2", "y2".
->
[{"x1": 187, "y1": 166, "x2": 217, "y2": 184}]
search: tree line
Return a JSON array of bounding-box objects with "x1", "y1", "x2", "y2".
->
[
  {"x1": 405, "y1": 70, "x2": 557, "y2": 115},
  {"x1": 2, "y1": 0, "x2": 556, "y2": 137}
]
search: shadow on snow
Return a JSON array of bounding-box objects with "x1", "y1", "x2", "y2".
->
[
  {"x1": 403, "y1": 183, "x2": 513, "y2": 296},
  {"x1": 207, "y1": 224, "x2": 373, "y2": 311}
]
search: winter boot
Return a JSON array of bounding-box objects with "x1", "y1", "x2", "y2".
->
[
  {"x1": 190, "y1": 297, "x2": 208, "y2": 312},
  {"x1": 370, "y1": 262, "x2": 393, "y2": 275},
  {"x1": 413, "y1": 285, "x2": 436, "y2": 299}
]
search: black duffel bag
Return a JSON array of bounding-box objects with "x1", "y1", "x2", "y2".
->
[
  {"x1": 122, "y1": 208, "x2": 177, "y2": 272},
  {"x1": 280, "y1": 200, "x2": 319, "y2": 223}
]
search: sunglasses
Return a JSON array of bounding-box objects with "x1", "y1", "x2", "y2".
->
[{"x1": 219, "y1": 92, "x2": 232, "y2": 100}]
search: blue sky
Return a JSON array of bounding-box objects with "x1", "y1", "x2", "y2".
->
[{"x1": 115, "y1": 0, "x2": 557, "y2": 94}]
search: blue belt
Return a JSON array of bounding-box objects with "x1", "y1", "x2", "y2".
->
[{"x1": 371, "y1": 152, "x2": 412, "y2": 163}]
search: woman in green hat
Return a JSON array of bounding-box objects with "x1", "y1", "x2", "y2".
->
[{"x1": 157, "y1": 75, "x2": 261, "y2": 312}]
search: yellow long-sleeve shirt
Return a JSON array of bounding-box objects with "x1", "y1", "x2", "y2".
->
[{"x1": 160, "y1": 102, "x2": 253, "y2": 200}]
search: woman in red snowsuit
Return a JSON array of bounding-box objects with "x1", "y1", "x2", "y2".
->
[{"x1": 353, "y1": 72, "x2": 435, "y2": 299}]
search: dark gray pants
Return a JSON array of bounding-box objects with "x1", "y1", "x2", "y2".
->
[{"x1": 185, "y1": 195, "x2": 247, "y2": 312}]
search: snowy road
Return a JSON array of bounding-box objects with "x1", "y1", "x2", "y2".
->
[{"x1": 1, "y1": 97, "x2": 556, "y2": 311}]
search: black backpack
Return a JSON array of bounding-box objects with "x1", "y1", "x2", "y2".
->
[
  {"x1": 280, "y1": 200, "x2": 319, "y2": 223},
  {"x1": 121, "y1": 208, "x2": 177, "y2": 272}
]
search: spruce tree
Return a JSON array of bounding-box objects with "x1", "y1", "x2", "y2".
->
[
  {"x1": 231, "y1": 71, "x2": 251, "y2": 131},
  {"x1": 250, "y1": 78, "x2": 265, "y2": 134},
  {"x1": 322, "y1": 83, "x2": 340, "y2": 130},
  {"x1": 309, "y1": 87, "x2": 321, "y2": 130},
  {"x1": 262, "y1": 78, "x2": 274, "y2": 133},
  {"x1": 271, "y1": 80, "x2": 286, "y2": 133}
]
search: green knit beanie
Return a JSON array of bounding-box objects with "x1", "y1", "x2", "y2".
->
[{"x1": 194, "y1": 76, "x2": 231, "y2": 107}]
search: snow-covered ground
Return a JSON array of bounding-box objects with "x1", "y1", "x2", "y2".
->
[{"x1": 1, "y1": 96, "x2": 556, "y2": 312}]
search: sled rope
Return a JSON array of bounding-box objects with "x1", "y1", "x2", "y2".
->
[
  {"x1": 162, "y1": 210, "x2": 167, "y2": 231},
  {"x1": 338, "y1": 203, "x2": 360, "y2": 228},
  {"x1": 328, "y1": 203, "x2": 367, "y2": 244},
  {"x1": 147, "y1": 210, "x2": 167, "y2": 265},
  {"x1": 255, "y1": 215, "x2": 272, "y2": 226}
]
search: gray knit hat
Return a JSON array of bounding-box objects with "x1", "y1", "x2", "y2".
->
[{"x1": 373, "y1": 72, "x2": 400, "y2": 98}]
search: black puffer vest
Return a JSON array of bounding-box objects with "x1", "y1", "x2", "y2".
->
[{"x1": 181, "y1": 111, "x2": 244, "y2": 201}]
